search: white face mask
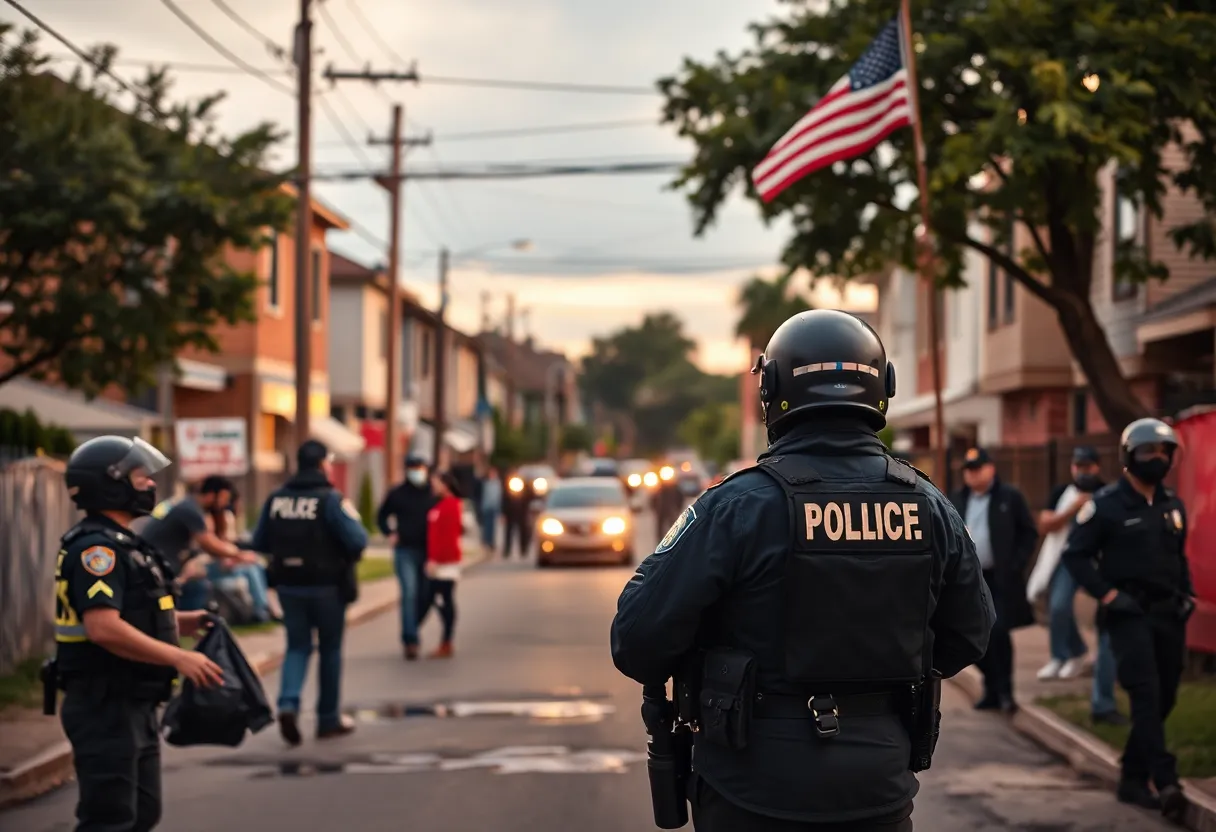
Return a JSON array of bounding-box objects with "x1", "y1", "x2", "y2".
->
[{"x1": 407, "y1": 469, "x2": 428, "y2": 486}]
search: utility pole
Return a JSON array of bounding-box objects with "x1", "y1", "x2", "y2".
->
[
  {"x1": 480, "y1": 290, "x2": 491, "y2": 333},
  {"x1": 293, "y1": 0, "x2": 314, "y2": 460},
  {"x1": 382, "y1": 104, "x2": 403, "y2": 491},
  {"x1": 434, "y1": 248, "x2": 450, "y2": 470}
]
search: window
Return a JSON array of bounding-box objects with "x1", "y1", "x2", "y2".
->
[
  {"x1": 1112, "y1": 174, "x2": 1141, "y2": 301},
  {"x1": 1002, "y1": 214, "x2": 1017, "y2": 324},
  {"x1": 423, "y1": 329, "x2": 434, "y2": 378},
  {"x1": 258, "y1": 413, "x2": 277, "y2": 452},
  {"x1": 987, "y1": 257, "x2": 999, "y2": 330},
  {"x1": 310, "y1": 248, "x2": 322, "y2": 322},
  {"x1": 1072, "y1": 389, "x2": 1088, "y2": 436},
  {"x1": 267, "y1": 231, "x2": 280, "y2": 309}
]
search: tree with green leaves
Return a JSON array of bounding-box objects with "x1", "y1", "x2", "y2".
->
[
  {"x1": 678, "y1": 402, "x2": 741, "y2": 466},
  {"x1": 660, "y1": 1, "x2": 1216, "y2": 430},
  {"x1": 0, "y1": 27, "x2": 293, "y2": 395}
]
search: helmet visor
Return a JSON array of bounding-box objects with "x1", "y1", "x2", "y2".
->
[{"x1": 106, "y1": 437, "x2": 172, "y2": 480}]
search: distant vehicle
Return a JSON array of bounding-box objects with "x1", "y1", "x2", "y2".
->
[
  {"x1": 617, "y1": 458, "x2": 656, "y2": 511},
  {"x1": 577, "y1": 457, "x2": 620, "y2": 478},
  {"x1": 535, "y1": 477, "x2": 635, "y2": 567},
  {"x1": 507, "y1": 463, "x2": 558, "y2": 518},
  {"x1": 670, "y1": 457, "x2": 708, "y2": 497}
]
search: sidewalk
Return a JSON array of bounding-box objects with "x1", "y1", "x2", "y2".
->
[
  {"x1": 946, "y1": 622, "x2": 1216, "y2": 831},
  {"x1": 0, "y1": 539, "x2": 488, "y2": 810}
]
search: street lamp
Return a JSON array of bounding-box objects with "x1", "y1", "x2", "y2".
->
[{"x1": 433, "y1": 238, "x2": 533, "y2": 469}]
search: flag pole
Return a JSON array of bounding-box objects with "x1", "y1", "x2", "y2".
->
[{"x1": 899, "y1": 0, "x2": 948, "y2": 484}]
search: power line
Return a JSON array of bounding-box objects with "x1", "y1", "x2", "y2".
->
[
  {"x1": 313, "y1": 118, "x2": 657, "y2": 147},
  {"x1": 208, "y1": 0, "x2": 288, "y2": 61},
  {"x1": 315, "y1": 92, "x2": 374, "y2": 167},
  {"x1": 326, "y1": 66, "x2": 657, "y2": 96},
  {"x1": 343, "y1": 0, "x2": 410, "y2": 66},
  {"x1": 1, "y1": 0, "x2": 165, "y2": 113},
  {"x1": 39, "y1": 54, "x2": 661, "y2": 96},
  {"x1": 310, "y1": 160, "x2": 683, "y2": 182},
  {"x1": 156, "y1": 0, "x2": 294, "y2": 96},
  {"x1": 315, "y1": 0, "x2": 396, "y2": 109}
]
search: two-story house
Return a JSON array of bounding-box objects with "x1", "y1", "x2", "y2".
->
[
  {"x1": 170, "y1": 188, "x2": 365, "y2": 505},
  {"x1": 477, "y1": 331, "x2": 580, "y2": 456}
]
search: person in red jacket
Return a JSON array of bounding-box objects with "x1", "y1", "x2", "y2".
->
[{"x1": 421, "y1": 471, "x2": 463, "y2": 658}]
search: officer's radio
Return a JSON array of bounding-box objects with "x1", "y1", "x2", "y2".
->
[
  {"x1": 905, "y1": 669, "x2": 942, "y2": 772},
  {"x1": 40, "y1": 658, "x2": 59, "y2": 716},
  {"x1": 641, "y1": 684, "x2": 692, "y2": 829}
]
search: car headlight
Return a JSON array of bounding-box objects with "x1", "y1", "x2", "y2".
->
[
  {"x1": 541, "y1": 517, "x2": 564, "y2": 535},
  {"x1": 533, "y1": 477, "x2": 549, "y2": 494},
  {"x1": 643, "y1": 471, "x2": 659, "y2": 488},
  {"x1": 659, "y1": 466, "x2": 674, "y2": 481},
  {"x1": 602, "y1": 516, "x2": 627, "y2": 535},
  {"x1": 508, "y1": 476, "x2": 524, "y2": 493},
  {"x1": 627, "y1": 473, "x2": 642, "y2": 488}
]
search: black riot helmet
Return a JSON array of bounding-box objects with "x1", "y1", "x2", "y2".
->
[
  {"x1": 1120, "y1": 417, "x2": 1179, "y2": 485},
  {"x1": 65, "y1": 436, "x2": 172, "y2": 516},
  {"x1": 751, "y1": 309, "x2": 896, "y2": 437}
]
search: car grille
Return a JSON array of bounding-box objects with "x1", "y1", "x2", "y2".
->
[{"x1": 572, "y1": 522, "x2": 592, "y2": 535}]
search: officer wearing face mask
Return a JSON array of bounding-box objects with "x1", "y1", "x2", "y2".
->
[
  {"x1": 376, "y1": 455, "x2": 437, "y2": 659},
  {"x1": 1061, "y1": 418, "x2": 1195, "y2": 822},
  {"x1": 48, "y1": 436, "x2": 223, "y2": 831}
]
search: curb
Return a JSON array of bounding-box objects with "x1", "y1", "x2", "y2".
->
[
  {"x1": 0, "y1": 552, "x2": 492, "y2": 812},
  {"x1": 945, "y1": 667, "x2": 1216, "y2": 831}
]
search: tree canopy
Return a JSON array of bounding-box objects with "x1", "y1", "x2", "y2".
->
[
  {"x1": 660, "y1": 0, "x2": 1216, "y2": 430},
  {"x1": 0, "y1": 27, "x2": 293, "y2": 395},
  {"x1": 579, "y1": 312, "x2": 736, "y2": 454},
  {"x1": 735, "y1": 272, "x2": 814, "y2": 350}
]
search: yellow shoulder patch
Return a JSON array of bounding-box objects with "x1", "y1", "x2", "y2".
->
[{"x1": 86, "y1": 580, "x2": 114, "y2": 599}]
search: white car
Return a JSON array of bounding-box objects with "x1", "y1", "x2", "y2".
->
[{"x1": 535, "y1": 477, "x2": 636, "y2": 567}]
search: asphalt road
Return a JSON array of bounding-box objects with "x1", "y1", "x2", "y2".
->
[{"x1": 3, "y1": 508, "x2": 1174, "y2": 831}]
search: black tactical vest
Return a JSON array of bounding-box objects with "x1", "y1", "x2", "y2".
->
[
  {"x1": 754, "y1": 454, "x2": 934, "y2": 687},
  {"x1": 263, "y1": 476, "x2": 346, "y2": 586},
  {"x1": 55, "y1": 521, "x2": 179, "y2": 685}
]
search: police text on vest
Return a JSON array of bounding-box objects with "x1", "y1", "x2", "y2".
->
[
  {"x1": 270, "y1": 496, "x2": 320, "y2": 520},
  {"x1": 804, "y1": 501, "x2": 922, "y2": 541}
]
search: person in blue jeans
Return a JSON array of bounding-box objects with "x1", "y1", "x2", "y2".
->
[
  {"x1": 250, "y1": 439, "x2": 368, "y2": 745},
  {"x1": 377, "y1": 454, "x2": 436, "y2": 660},
  {"x1": 479, "y1": 465, "x2": 502, "y2": 555}
]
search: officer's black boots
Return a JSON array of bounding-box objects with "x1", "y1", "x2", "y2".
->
[{"x1": 1158, "y1": 784, "x2": 1188, "y2": 824}]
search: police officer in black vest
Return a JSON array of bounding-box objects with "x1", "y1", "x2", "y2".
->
[
  {"x1": 1061, "y1": 418, "x2": 1195, "y2": 822},
  {"x1": 48, "y1": 436, "x2": 223, "y2": 832},
  {"x1": 611, "y1": 310, "x2": 996, "y2": 831},
  {"x1": 249, "y1": 439, "x2": 368, "y2": 746}
]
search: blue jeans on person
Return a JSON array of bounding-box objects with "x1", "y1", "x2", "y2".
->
[
  {"x1": 1049, "y1": 562, "x2": 1089, "y2": 662},
  {"x1": 1092, "y1": 630, "x2": 1118, "y2": 716},
  {"x1": 208, "y1": 561, "x2": 272, "y2": 621},
  {"x1": 276, "y1": 585, "x2": 347, "y2": 732},
  {"x1": 394, "y1": 546, "x2": 425, "y2": 647},
  {"x1": 479, "y1": 508, "x2": 499, "y2": 550}
]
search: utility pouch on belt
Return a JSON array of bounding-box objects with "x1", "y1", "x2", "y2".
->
[
  {"x1": 41, "y1": 658, "x2": 59, "y2": 716},
  {"x1": 905, "y1": 670, "x2": 942, "y2": 772},
  {"x1": 698, "y1": 647, "x2": 757, "y2": 750}
]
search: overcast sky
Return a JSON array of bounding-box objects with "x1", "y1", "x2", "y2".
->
[{"x1": 12, "y1": 0, "x2": 875, "y2": 373}]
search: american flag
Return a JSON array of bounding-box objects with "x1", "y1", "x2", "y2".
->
[{"x1": 752, "y1": 16, "x2": 914, "y2": 203}]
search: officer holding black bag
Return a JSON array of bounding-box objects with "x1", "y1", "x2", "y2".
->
[
  {"x1": 610, "y1": 310, "x2": 995, "y2": 831},
  {"x1": 46, "y1": 436, "x2": 222, "y2": 832}
]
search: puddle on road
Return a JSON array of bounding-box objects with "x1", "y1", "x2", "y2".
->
[
  {"x1": 221, "y1": 746, "x2": 645, "y2": 778},
  {"x1": 342, "y1": 694, "x2": 616, "y2": 725}
]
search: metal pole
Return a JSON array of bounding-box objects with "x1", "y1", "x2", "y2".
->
[
  {"x1": 293, "y1": 0, "x2": 314, "y2": 461},
  {"x1": 900, "y1": 0, "x2": 947, "y2": 482},
  {"x1": 384, "y1": 104, "x2": 403, "y2": 490},
  {"x1": 433, "y1": 247, "x2": 449, "y2": 469}
]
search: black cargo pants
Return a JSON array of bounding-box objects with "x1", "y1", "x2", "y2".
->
[
  {"x1": 62, "y1": 684, "x2": 162, "y2": 832},
  {"x1": 690, "y1": 773, "x2": 914, "y2": 832}
]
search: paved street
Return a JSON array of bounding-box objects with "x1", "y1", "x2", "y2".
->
[{"x1": 2, "y1": 510, "x2": 1175, "y2": 832}]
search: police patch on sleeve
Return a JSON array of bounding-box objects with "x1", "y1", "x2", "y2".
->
[
  {"x1": 655, "y1": 505, "x2": 697, "y2": 554},
  {"x1": 81, "y1": 545, "x2": 116, "y2": 577},
  {"x1": 341, "y1": 498, "x2": 361, "y2": 521},
  {"x1": 1076, "y1": 500, "x2": 1096, "y2": 525}
]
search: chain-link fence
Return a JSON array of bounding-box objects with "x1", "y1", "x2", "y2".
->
[{"x1": 0, "y1": 455, "x2": 80, "y2": 675}]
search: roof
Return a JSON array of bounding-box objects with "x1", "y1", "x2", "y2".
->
[
  {"x1": 328, "y1": 250, "x2": 425, "y2": 306},
  {"x1": 1137, "y1": 275, "x2": 1216, "y2": 325},
  {"x1": 0, "y1": 378, "x2": 159, "y2": 437},
  {"x1": 478, "y1": 331, "x2": 572, "y2": 393}
]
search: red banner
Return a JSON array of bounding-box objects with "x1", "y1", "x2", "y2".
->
[{"x1": 1170, "y1": 409, "x2": 1216, "y2": 654}]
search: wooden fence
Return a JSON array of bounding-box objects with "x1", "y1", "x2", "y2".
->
[{"x1": 0, "y1": 456, "x2": 79, "y2": 675}]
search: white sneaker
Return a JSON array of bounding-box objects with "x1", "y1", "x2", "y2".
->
[
  {"x1": 1037, "y1": 659, "x2": 1064, "y2": 680},
  {"x1": 1059, "y1": 658, "x2": 1087, "y2": 679}
]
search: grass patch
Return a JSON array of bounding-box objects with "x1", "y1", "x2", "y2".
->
[
  {"x1": 0, "y1": 657, "x2": 44, "y2": 712},
  {"x1": 1039, "y1": 680, "x2": 1216, "y2": 779},
  {"x1": 357, "y1": 557, "x2": 395, "y2": 584}
]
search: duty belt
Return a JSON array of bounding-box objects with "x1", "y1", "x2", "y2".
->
[{"x1": 752, "y1": 691, "x2": 898, "y2": 737}]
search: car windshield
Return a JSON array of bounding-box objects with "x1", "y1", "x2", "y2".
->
[
  {"x1": 546, "y1": 484, "x2": 625, "y2": 509},
  {"x1": 519, "y1": 466, "x2": 556, "y2": 480}
]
